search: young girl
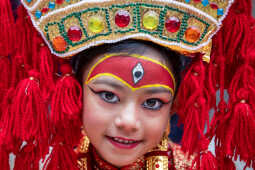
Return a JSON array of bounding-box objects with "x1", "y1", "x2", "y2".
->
[
  {"x1": 0, "y1": 0, "x2": 254, "y2": 169},
  {"x1": 73, "y1": 40, "x2": 191, "y2": 169}
]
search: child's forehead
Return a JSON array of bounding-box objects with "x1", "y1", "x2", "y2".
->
[
  {"x1": 84, "y1": 53, "x2": 176, "y2": 95},
  {"x1": 85, "y1": 49, "x2": 169, "y2": 71}
]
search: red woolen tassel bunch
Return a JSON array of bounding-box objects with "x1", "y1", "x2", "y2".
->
[
  {"x1": 14, "y1": 70, "x2": 50, "y2": 144},
  {"x1": 0, "y1": 147, "x2": 10, "y2": 170},
  {"x1": 14, "y1": 6, "x2": 35, "y2": 66},
  {"x1": 217, "y1": 154, "x2": 236, "y2": 170},
  {"x1": 36, "y1": 44, "x2": 56, "y2": 101},
  {"x1": 43, "y1": 142, "x2": 79, "y2": 170},
  {"x1": 0, "y1": 0, "x2": 15, "y2": 119},
  {"x1": 230, "y1": 0, "x2": 251, "y2": 16},
  {"x1": 0, "y1": 0, "x2": 15, "y2": 57},
  {"x1": 0, "y1": 70, "x2": 50, "y2": 160},
  {"x1": 174, "y1": 57, "x2": 211, "y2": 154},
  {"x1": 14, "y1": 143, "x2": 40, "y2": 170},
  {"x1": 0, "y1": 56, "x2": 11, "y2": 117},
  {"x1": 50, "y1": 63, "x2": 82, "y2": 146},
  {"x1": 0, "y1": 87, "x2": 21, "y2": 152},
  {"x1": 223, "y1": 66, "x2": 255, "y2": 161},
  {"x1": 191, "y1": 138, "x2": 217, "y2": 170},
  {"x1": 208, "y1": 0, "x2": 255, "y2": 168}
]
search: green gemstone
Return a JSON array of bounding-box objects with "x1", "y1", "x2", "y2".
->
[
  {"x1": 88, "y1": 16, "x2": 104, "y2": 33},
  {"x1": 142, "y1": 11, "x2": 159, "y2": 30}
]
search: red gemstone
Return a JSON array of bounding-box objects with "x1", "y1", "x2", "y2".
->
[
  {"x1": 193, "y1": 0, "x2": 201, "y2": 2},
  {"x1": 56, "y1": 0, "x2": 64, "y2": 4},
  {"x1": 165, "y1": 17, "x2": 181, "y2": 33},
  {"x1": 41, "y1": 8, "x2": 49, "y2": 13},
  {"x1": 155, "y1": 164, "x2": 160, "y2": 168},
  {"x1": 67, "y1": 26, "x2": 82, "y2": 42},
  {"x1": 115, "y1": 10, "x2": 130, "y2": 28},
  {"x1": 210, "y1": 3, "x2": 218, "y2": 9}
]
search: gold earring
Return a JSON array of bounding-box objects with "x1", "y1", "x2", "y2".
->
[
  {"x1": 79, "y1": 135, "x2": 90, "y2": 153},
  {"x1": 145, "y1": 126, "x2": 170, "y2": 170},
  {"x1": 77, "y1": 131, "x2": 90, "y2": 170}
]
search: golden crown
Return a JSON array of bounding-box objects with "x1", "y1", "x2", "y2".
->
[{"x1": 21, "y1": 0, "x2": 234, "y2": 60}]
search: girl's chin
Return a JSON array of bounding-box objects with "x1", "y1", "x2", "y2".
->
[
  {"x1": 106, "y1": 158, "x2": 138, "y2": 168},
  {"x1": 100, "y1": 150, "x2": 142, "y2": 167}
]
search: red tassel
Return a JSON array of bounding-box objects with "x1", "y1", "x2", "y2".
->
[
  {"x1": 0, "y1": 0, "x2": 15, "y2": 56},
  {"x1": 174, "y1": 59, "x2": 210, "y2": 154},
  {"x1": 191, "y1": 138, "x2": 217, "y2": 170},
  {"x1": 218, "y1": 64, "x2": 255, "y2": 162},
  {"x1": 51, "y1": 63, "x2": 82, "y2": 146},
  {"x1": 14, "y1": 70, "x2": 50, "y2": 142},
  {"x1": 0, "y1": 88, "x2": 22, "y2": 152},
  {"x1": 0, "y1": 147, "x2": 10, "y2": 170},
  {"x1": 218, "y1": 157, "x2": 236, "y2": 170},
  {"x1": 38, "y1": 45, "x2": 56, "y2": 100},
  {"x1": 230, "y1": 0, "x2": 252, "y2": 16},
  {"x1": 14, "y1": 143, "x2": 40, "y2": 170},
  {"x1": 43, "y1": 142, "x2": 79, "y2": 170},
  {"x1": 223, "y1": 101, "x2": 255, "y2": 162},
  {"x1": 212, "y1": 12, "x2": 250, "y2": 67},
  {"x1": 15, "y1": 6, "x2": 35, "y2": 66},
  {"x1": 0, "y1": 56, "x2": 11, "y2": 116},
  {"x1": 1, "y1": 70, "x2": 50, "y2": 159}
]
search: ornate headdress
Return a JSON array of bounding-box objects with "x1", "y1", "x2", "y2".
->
[
  {"x1": 0, "y1": 0, "x2": 255, "y2": 169},
  {"x1": 21, "y1": 0, "x2": 233, "y2": 61}
]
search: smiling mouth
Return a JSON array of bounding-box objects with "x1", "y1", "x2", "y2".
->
[{"x1": 106, "y1": 136, "x2": 142, "y2": 149}]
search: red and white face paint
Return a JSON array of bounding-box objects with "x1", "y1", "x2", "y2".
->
[{"x1": 85, "y1": 53, "x2": 176, "y2": 96}]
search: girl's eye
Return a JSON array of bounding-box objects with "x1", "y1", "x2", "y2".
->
[
  {"x1": 142, "y1": 99, "x2": 164, "y2": 110},
  {"x1": 98, "y1": 91, "x2": 120, "y2": 103}
]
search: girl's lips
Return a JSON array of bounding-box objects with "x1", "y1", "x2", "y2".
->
[{"x1": 106, "y1": 136, "x2": 142, "y2": 149}]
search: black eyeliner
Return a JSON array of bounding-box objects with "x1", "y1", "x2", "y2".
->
[{"x1": 88, "y1": 86, "x2": 98, "y2": 94}]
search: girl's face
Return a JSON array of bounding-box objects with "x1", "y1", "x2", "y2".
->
[{"x1": 82, "y1": 48, "x2": 174, "y2": 167}]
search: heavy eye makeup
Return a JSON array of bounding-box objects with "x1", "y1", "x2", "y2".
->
[
  {"x1": 142, "y1": 98, "x2": 168, "y2": 110},
  {"x1": 88, "y1": 85, "x2": 170, "y2": 110},
  {"x1": 88, "y1": 86, "x2": 120, "y2": 103}
]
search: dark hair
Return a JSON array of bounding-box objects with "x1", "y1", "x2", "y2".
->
[{"x1": 72, "y1": 40, "x2": 191, "y2": 94}]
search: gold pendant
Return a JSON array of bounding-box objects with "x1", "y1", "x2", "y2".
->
[{"x1": 78, "y1": 135, "x2": 90, "y2": 170}]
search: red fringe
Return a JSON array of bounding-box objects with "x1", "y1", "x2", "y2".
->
[
  {"x1": 15, "y1": 6, "x2": 35, "y2": 67},
  {"x1": 43, "y1": 143, "x2": 79, "y2": 170},
  {"x1": 50, "y1": 64, "x2": 82, "y2": 146},
  {"x1": 13, "y1": 71, "x2": 50, "y2": 143},
  {"x1": 37, "y1": 45, "x2": 56, "y2": 101},
  {"x1": 0, "y1": 70, "x2": 50, "y2": 159},
  {"x1": 0, "y1": 0, "x2": 15, "y2": 56},
  {"x1": 0, "y1": 56, "x2": 11, "y2": 117},
  {"x1": 218, "y1": 157, "x2": 236, "y2": 170},
  {"x1": 0, "y1": 147, "x2": 10, "y2": 170},
  {"x1": 215, "y1": 64, "x2": 255, "y2": 166},
  {"x1": 14, "y1": 143, "x2": 40, "y2": 170},
  {"x1": 174, "y1": 58, "x2": 210, "y2": 154},
  {"x1": 191, "y1": 139, "x2": 217, "y2": 170},
  {"x1": 230, "y1": 0, "x2": 252, "y2": 16},
  {"x1": 0, "y1": 88, "x2": 21, "y2": 152}
]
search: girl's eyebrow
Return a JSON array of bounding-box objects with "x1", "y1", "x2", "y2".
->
[
  {"x1": 143, "y1": 87, "x2": 171, "y2": 95},
  {"x1": 92, "y1": 79, "x2": 124, "y2": 90}
]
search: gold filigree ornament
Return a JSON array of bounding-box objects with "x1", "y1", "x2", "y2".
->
[
  {"x1": 77, "y1": 135, "x2": 90, "y2": 170},
  {"x1": 21, "y1": 0, "x2": 234, "y2": 62},
  {"x1": 146, "y1": 133, "x2": 169, "y2": 170}
]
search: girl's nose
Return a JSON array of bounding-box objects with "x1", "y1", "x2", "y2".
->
[{"x1": 114, "y1": 103, "x2": 141, "y2": 133}]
